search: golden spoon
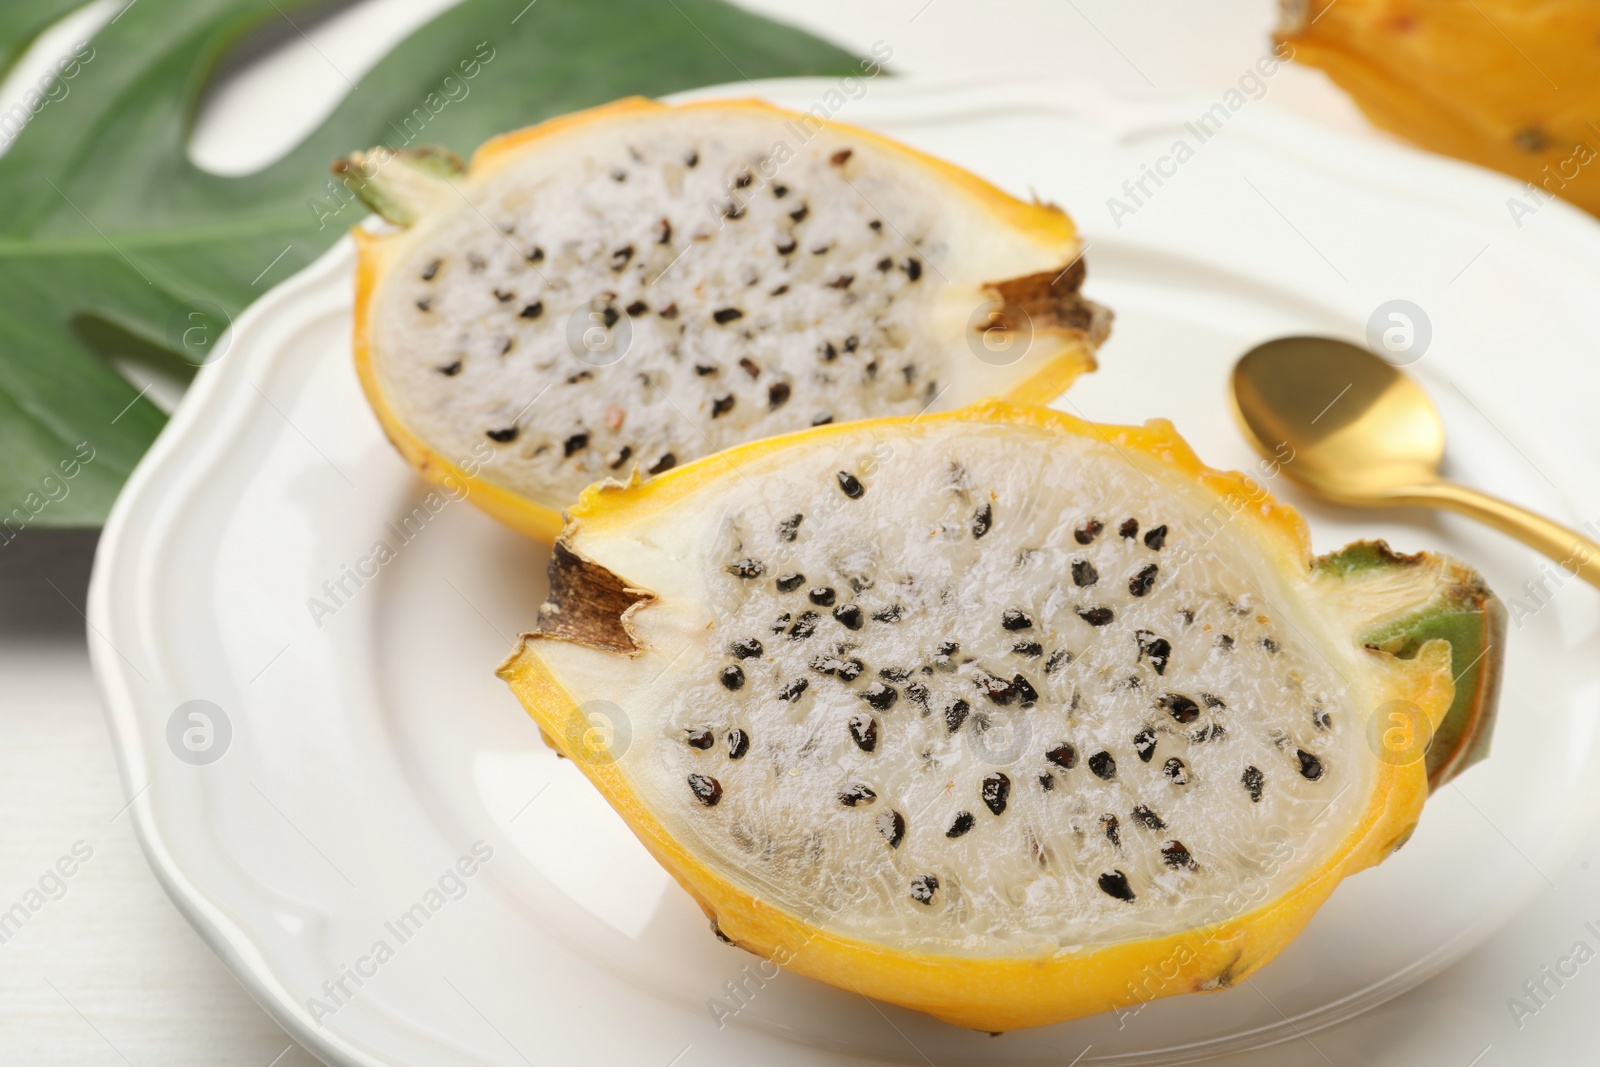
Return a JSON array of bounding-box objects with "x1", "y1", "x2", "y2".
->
[{"x1": 1230, "y1": 335, "x2": 1600, "y2": 589}]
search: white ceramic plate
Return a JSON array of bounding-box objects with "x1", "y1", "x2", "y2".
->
[{"x1": 89, "y1": 77, "x2": 1600, "y2": 1066}]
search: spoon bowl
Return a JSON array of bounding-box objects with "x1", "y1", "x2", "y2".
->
[{"x1": 1231, "y1": 336, "x2": 1443, "y2": 502}]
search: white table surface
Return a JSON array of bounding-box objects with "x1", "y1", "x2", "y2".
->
[{"x1": 0, "y1": 2, "x2": 1591, "y2": 1064}]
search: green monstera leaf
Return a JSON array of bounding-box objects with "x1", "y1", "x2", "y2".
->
[{"x1": 0, "y1": 0, "x2": 861, "y2": 529}]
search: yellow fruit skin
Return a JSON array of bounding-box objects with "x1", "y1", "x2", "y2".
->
[
  {"x1": 498, "y1": 400, "x2": 1456, "y2": 1032},
  {"x1": 351, "y1": 98, "x2": 1100, "y2": 543},
  {"x1": 1279, "y1": 0, "x2": 1600, "y2": 215}
]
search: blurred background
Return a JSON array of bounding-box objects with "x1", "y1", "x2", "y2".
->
[{"x1": 2, "y1": 0, "x2": 1595, "y2": 1062}]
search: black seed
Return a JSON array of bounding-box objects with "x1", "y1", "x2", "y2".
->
[
  {"x1": 626, "y1": 299, "x2": 648, "y2": 316},
  {"x1": 1077, "y1": 606, "x2": 1114, "y2": 627},
  {"x1": 1046, "y1": 744, "x2": 1077, "y2": 770},
  {"x1": 1133, "y1": 726, "x2": 1157, "y2": 763},
  {"x1": 1131, "y1": 804, "x2": 1166, "y2": 831},
  {"x1": 711, "y1": 394, "x2": 736, "y2": 418},
  {"x1": 1158, "y1": 694, "x2": 1200, "y2": 724},
  {"x1": 971, "y1": 502, "x2": 993, "y2": 539},
  {"x1": 872, "y1": 604, "x2": 903, "y2": 623},
  {"x1": 719, "y1": 665, "x2": 744, "y2": 691},
  {"x1": 727, "y1": 729, "x2": 749, "y2": 759},
  {"x1": 562, "y1": 432, "x2": 589, "y2": 457},
  {"x1": 415, "y1": 297, "x2": 432, "y2": 312},
  {"x1": 776, "y1": 237, "x2": 797, "y2": 255},
  {"x1": 836, "y1": 471, "x2": 864, "y2": 498},
  {"x1": 685, "y1": 150, "x2": 699, "y2": 167},
  {"x1": 493, "y1": 288, "x2": 515, "y2": 303},
  {"x1": 1045, "y1": 648, "x2": 1071, "y2": 674},
  {"x1": 787, "y1": 611, "x2": 818, "y2": 640},
  {"x1": 610, "y1": 167, "x2": 626, "y2": 182},
  {"x1": 1191, "y1": 723, "x2": 1226, "y2": 743},
  {"x1": 832, "y1": 604, "x2": 864, "y2": 630},
  {"x1": 658, "y1": 304, "x2": 679, "y2": 321},
  {"x1": 877, "y1": 257, "x2": 893, "y2": 272},
  {"x1": 790, "y1": 203, "x2": 810, "y2": 223},
  {"x1": 1039, "y1": 773, "x2": 1055, "y2": 791},
  {"x1": 1217, "y1": 634, "x2": 1235, "y2": 650},
  {"x1": 773, "y1": 183, "x2": 788, "y2": 198},
  {"x1": 904, "y1": 258, "x2": 923, "y2": 281},
  {"x1": 1143, "y1": 525, "x2": 1168, "y2": 550},
  {"x1": 770, "y1": 613, "x2": 791, "y2": 633},
  {"x1": 776, "y1": 514, "x2": 803, "y2": 542},
  {"x1": 656, "y1": 218, "x2": 672, "y2": 245},
  {"x1": 609, "y1": 445, "x2": 632, "y2": 468},
  {"x1": 712, "y1": 307, "x2": 744, "y2": 324},
  {"x1": 768, "y1": 382, "x2": 791, "y2": 410},
  {"x1": 1119, "y1": 518, "x2": 1139, "y2": 539},
  {"x1": 1262, "y1": 637, "x2": 1281, "y2": 654},
  {"x1": 910, "y1": 874, "x2": 939, "y2": 905},
  {"x1": 878, "y1": 810, "x2": 906, "y2": 848},
  {"x1": 1071, "y1": 559, "x2": 1098, "y2": 587},
  {"x1": 769, "y1": 284, "x2": 789, "y2": 296},
  {"x1": 828, "y1": 274, "x2": 854, "y2": 289},
  {"x1": 694, "y1": 363, "x2": 719, "y2": 377},
  {"x1": 437, "y1": 360, "x2": 462, "y2": 376},
  {"x1": 1002, "y1": 608, "x2": 1033, "y2": 631},
  {"x1": 487, "y1": 426, "x2": 518, "y2": 443},
  {"x1": 1012, "y1": 674, "x2": 1038, "y2": 708},
  {"x1": 1099, "y1": 870, "x2": 1135, "y2": 901},
  {"x1": 1136, "y1": 631, "x2": 1172, "y2": 676},
  {"x1": 1102, "y1": 814, "x2": 1121, "y2": 847},
  {"x1": 981, "y1": 773, "x2": 1011, "y2": 816},
  {"x1": 610, "y1": 245, "x2": 634, "y2": 271},
  {"x1": 1088, "y1": 751, "x2": 1117, "y2": 780},
  {"x1": 812, "y1": 412, "x2": 834, "y2": 426},
  {"x1": 1297, "y1": 749, "x2": 1325, "y2": 780},
  {"x1": 1164, "y1": 757, "x2": 1189, "y2": 785},
  {"x1": 1242, "y1": 765, "x2": 1265, "y2": 803},
  {"x1": 775, "y1": 572, "x2": 805, "y2": 593},
  {"x1": 933, "y1": 640, "x2": 959, "y2": 670},
  {"x1": 688, "y1": 774, "x2": 722, "y2": 806},
  {"x1": 1161, "y1": 840, "x2": 1196, "y2": 869},
  {"x1": 830, "y1": 148, "x2": 853, "y2": 166},
  {"x1": 836, "y1": 658, "x2": 864, "y2": 682},
  {"x1": 1201, "y1": 694, "x2": 1225, "y2": 708},
  {"x1": 728, "y1": 637, "x2": 763, "y2": 659},
  {"x1": 737, "y1": 357, "x2": 760, "y2": 378},
  {"x1": 946, "y1": 811, "x2": 975, "y2": 838},
  {"x1": 524, "y1": 246, "x2": 545, "y2": 263},
  {"x1": 1129, "y1": 564, "x2": 1159, "y2": 597},
  {"x1": 601, "y1": 305, "x2": 620, "y2": 328},
  {"x1": 725, "y1": 558, "x2": 765, "y2": 579},
  {"x1": 879, "y1": 666, "x2": 910, "y2": 683},
  {"x1": 839, "y1": 783, "x2": 876, "y2": 807},
  {"x1": 945, "y1": 700, "x2": 970, "y2": 733},
  {"x1": 849, "y1": 713, "x2": 878, "y2": 752},
  {"x1": 421, "y1": 259, "x2": 440, "y2": 281},
  {"x1": 647, "y1": 453, "x2": 676, "y2": 475},
  {"x1": 861, "y1": 683, "x2": 898, "y2": 711},
  {"x1": 687, "y1": 727, "x2": 715, "y2": 750},
  {"x1": 1075, "y1": 519, "x2": 1103, "y2": 544},
  {"x1": 1012, "y1": 640, "x2": 1042, "y2": 658},
  {"x1": 779, "y1": 678, "x2": 809, "y2": 702},
  {"x1": 974, "y1": 671, "x2": 1016, "y2": 706},
  {"x1": 809, "y1": 587, "x2": 836, "y2": 607},
  {"x1": 733, "y1": 169, "x2": 752, "y2": 188}
]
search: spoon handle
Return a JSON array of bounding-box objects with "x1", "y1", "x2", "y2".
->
[{"x1": 1400, "y1": 481, "x2": 1600, "y2": 590}]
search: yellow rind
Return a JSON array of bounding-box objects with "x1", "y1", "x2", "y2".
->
[
  {"x1": 497, "y1": 401, "x2": 1453, "y2": 1031},
  {"x1": 352, "y1": 99, "x2": 1097, "y2": 543}
]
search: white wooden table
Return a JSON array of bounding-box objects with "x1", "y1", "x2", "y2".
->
[{"x1": 1, "y1": 2, "x2": 1592, "y2": 1063}]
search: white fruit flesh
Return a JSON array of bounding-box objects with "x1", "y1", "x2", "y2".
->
[
  {"x1": 364, "y1": 104, "x2": 1103, "y2": 511},
  {"x1": 533, "y1": 419, "x2": 1376, "y2": 955}
]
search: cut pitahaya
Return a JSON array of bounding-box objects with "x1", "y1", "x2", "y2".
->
[
  {"x1": 338, "y1": 98, "x2": 1110, "y2": 539},
  {"x1": 500, "y1": 400, "x2": 1502, "y2": 1031}
]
